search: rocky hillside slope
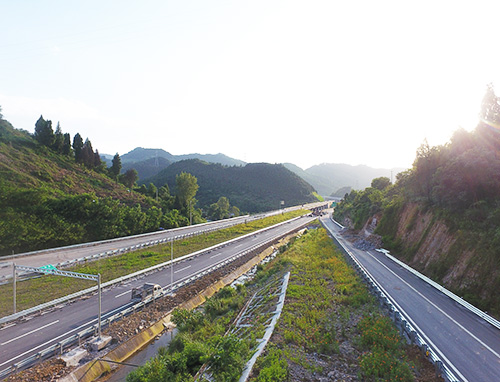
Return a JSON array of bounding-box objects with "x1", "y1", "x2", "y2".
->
[{"x1": 373, "y1": 201, "x2": 499, "y2": 316}]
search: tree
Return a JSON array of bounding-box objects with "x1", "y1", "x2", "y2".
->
[
  {"x1": 480, "y1": 83, "x2": 500, "y2": 127},
  {"x1": 34, "y1": 115, "x2": 55, "y2": 147},
  {"x1": 110, "y1": 153, "x2": 122, "y2": 180},
  {"x1": 176, "y1": 172, "x2": 199, "y2": 224},
  {"x1": 148, "y1": 183, "x2": 158, "y2": 200},
  {"x1": 176, "y1": 172, "x2": 199, "y2": 206},
  {"x1": 371, "y1": 177, "x2": 391, "y2": 191},
  {"x1": 81, "y1": 138, "x2": 95, "y2": 168},
  {"x1": 0, "y1": 105, "x2": 3, "y2": 119},
  {"x1": 73, "y1": 133, "x2": 84, "y2": 162},
  {"x1": 122, "y1": 168, "x2": 138, "y2": 189},
  {"x1": 53, "y1": 122, "x2": 64, "y2": 153},
  {"x1": 62, "y1": 133, "x2": 72, "y2": 156},
  {"x1": 207, "y1": 196, "x2": 231, "y2": 220}
]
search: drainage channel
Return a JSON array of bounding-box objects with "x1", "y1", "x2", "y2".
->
[{"x1": 104, "y1": 328, "x2": 178, "y2": 382}]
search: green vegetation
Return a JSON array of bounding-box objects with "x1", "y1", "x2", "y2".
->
[
  {"x1": 0, "y1": 117, "x2": 203, "y2": 255},
  {"x1": 127, "y1": 285, "x2": 251, "y2": 382},
  {"x1": 250, "y1": 227, "x2": 414, "y2": 381},
  {"x1": 0, "y1": 111, "x2": 318, "y2": 255},
  {"x1": 0, "y1": 210, "x2": 305, "y2": 317},
  {"x1": 333, "y1": 84, "x2": 500, "y2": 316},
  {"x1": 143, "y1": 159, "x2": 318, "y2": 213}
]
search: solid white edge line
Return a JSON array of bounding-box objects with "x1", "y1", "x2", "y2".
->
[
  {"x1": 368, "y1": 251, "x2": 500, "y2": 359},
  {"x1": 322, "y1": 219, "x2": 467, "y2": 382},
  {"x1": 364, "y1": 256, "x2": 470, "y2": 382}
]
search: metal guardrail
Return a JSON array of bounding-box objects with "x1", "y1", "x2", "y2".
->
[
  {"x1": 1, "y1": 215, "x2": 251, "y2": 262},
  {"x1": 0, "y1": 217, "x2": 304, "y2": 326},
  {"x1": 322, "y1": 218, "x2": 461, "y2": 382},
  {"x1": 0, "y1": 216, "x2": 312, "y2": 379},
  {"x1": 375, "y1": 248, "x2": 500, "y2": 331},
  {"x1": 0, "y1": 218, "x2": 251, "y2": 285}
]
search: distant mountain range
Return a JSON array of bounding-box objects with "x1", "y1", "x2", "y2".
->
[
  {"x1": 284, "y1": 163, "x2": 406, "y2": 197},
  {"x1": 106, "y1": 147, "x2": 406, "y2": 198}
]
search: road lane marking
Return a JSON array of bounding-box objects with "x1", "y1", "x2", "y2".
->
[
  {"x1": 0, "y1": 319, "x2": 90, "y2": 367},
  {"x1": 0, "y1": 323, "x2": 15, "y2": 331},
  {"x1": 0, "y1": 320, "x2": 59, "y2": 346},
  {"x1": 174, "y1": 265, "x2": 191, "y2": 274},
  {"x1": 115, "y1": 290, "x2": 131, "y2": 299},
  {"x1": 324, "y1": 222, "x2": 470, "y2": 381},
  {"x1": 367, "y1": 252, "x2": 500, "y2": 360},
  {"x1": 0, "y1": 303, "x2": 135, "y2": 368},
  {"x1": 210, "y1": 253, "x2": 223, "y2": 259}
]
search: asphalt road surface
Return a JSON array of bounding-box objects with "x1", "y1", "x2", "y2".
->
[
  {"x1": 321, "y1": 215, "x2": 500, "y2": 382},
  {"x1": 0, "y1": 215, "x2": 315, "y2": 375}
]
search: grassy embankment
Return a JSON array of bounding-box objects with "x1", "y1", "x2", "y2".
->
[
  {"x1": 127, "y1": 225, "x2": 425, "y2": 381},
  {"x1": 0, "y1": 211, "x2": 304, "y2": 318},
  {"x1": 251, "y1": 225, "x2": 417, "y2": 381}
]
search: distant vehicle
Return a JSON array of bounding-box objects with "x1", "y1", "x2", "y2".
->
[{"x1": 131, "y1": 283, "x2": 162, "y2": 301}]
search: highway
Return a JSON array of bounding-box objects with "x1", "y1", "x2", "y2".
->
[
  {"x1": 0, "y1": 202, "x2": 326, "y2": 281},
  {"x1": 321, "y1": 215, "x2": 500, "y2": 382},
  {"x1": 0, "y1": 215, "x2": 315, "y2": 375}
]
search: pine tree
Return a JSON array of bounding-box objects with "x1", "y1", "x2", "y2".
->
[
  {"x1": 34, "y1": 115, "x2": 55, "y2": 147},
  {"x1": 73, "y1": 133, "x2": 84, "y2": 163},
  {"x1": 53, "y1": 122, "x2": 64, "y2": 153},
  {"x1": 81, "y1": 138, "x2": 94, "y2": 168},
  {"x1": 62, "y1": 133, "x2": 72, "y2": 156},
  {"x1": 110, "y1": 153, "x2": 122, "y2": 181}
]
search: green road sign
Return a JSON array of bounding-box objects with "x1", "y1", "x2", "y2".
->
[{"x1": 39, "y1": 264, "x2": 58, "y2": 271}]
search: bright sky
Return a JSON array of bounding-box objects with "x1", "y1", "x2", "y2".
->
[{"x1": 1, "y1": 1, "x2": 499, "y2": 170}]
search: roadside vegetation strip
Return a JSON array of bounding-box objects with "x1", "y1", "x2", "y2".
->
[{"x1": 0, "y1": 210, "x2": 306, "y2": 318}]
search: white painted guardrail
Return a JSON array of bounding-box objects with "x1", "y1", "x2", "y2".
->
[
  {"x1": 0, "y1": 216, "x2": 252, "y2": 284},
  {"x1": 0, "y1": 217, "x2": 305, "y2": 326},
  {"x1": 323, "y1": 217, "x2": 461, "y2": 382},
  {"x1": 330, "y1": 218, "x2": 500, "y2": 331},
  {"x1": 0, "y1": 216, "x2": 312, "y2": 379},
  {"x1": 375, "y1": 248, "x2": 500, "y2": 331}
]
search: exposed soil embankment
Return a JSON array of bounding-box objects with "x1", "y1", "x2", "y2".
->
[{"x1": 373, "y1": 202, "x2": 499, "y2": 316}]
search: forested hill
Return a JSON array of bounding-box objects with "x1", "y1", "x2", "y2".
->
[
  {"x1": 332, "y1": 84, "x2": 500, "y2": 317},
  {"x1": 142, "y1": 159, "x2": 318, "y2": 213},
  {"x1": 0, "y1": 118, "x2": 184, "y2": 256}
]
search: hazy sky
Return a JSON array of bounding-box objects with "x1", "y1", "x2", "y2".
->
[{"x1": 1, "y1": 1, "x2": 499, "y2": 170}]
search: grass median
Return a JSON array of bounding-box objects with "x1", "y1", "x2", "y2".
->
[{"x1": 0, "y1": 210, "x2": 305, "y2": 318}]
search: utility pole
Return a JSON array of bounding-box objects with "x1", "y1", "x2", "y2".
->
[
  {"x1": 98, "y1": 273, "x2": 101, "y2": 338},
  {"x1": 13, "y1": 263, "x2": 16, "y2": 314},
  {"x1": 170, "y1": 239, "x2": 174, "y2": 292}
]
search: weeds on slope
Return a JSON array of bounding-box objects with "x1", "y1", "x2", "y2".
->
[{"x1": 251, "y1": 226, "x2": 416, "y2": 381}]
